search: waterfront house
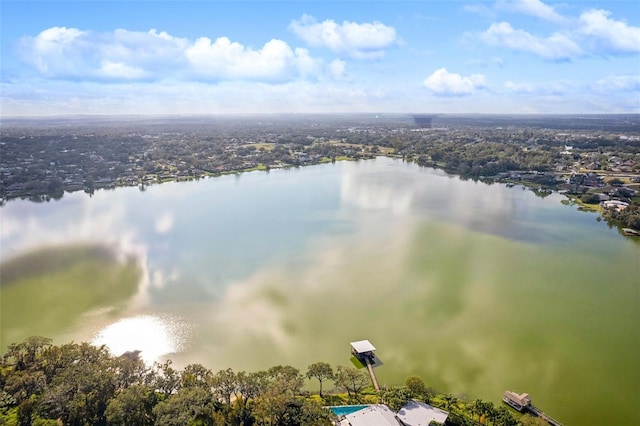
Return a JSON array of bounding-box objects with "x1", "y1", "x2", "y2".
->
[
  {"x1": 335, "y1": 401, "x2": 449, "y2": 426},
  {"x1": 338, "y1": 404, "x2": 398, "y2": 426},
  {"x1": 396, "y1": 400, "x2": 449, "y2": 426}
]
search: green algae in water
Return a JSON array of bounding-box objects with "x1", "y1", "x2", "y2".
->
[{"x1": 0, "y1": 244, "x2": 141, "y2": 350}]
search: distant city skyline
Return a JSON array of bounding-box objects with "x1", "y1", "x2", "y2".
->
[{"x1": 1, "y1": 0, "x2": 639, "y2": 116}]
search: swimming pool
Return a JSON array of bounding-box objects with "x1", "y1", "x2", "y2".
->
[{"x1": 329, "y1": 405, "x2": 369, "y2": 416}]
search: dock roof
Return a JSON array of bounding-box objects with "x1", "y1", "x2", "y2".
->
[
  {"x1": 504, "y1": 391, "x2": 531, "y2": 407},
  {"x1": 350, "y1": 340, "x2": 376, "y2": 353}
]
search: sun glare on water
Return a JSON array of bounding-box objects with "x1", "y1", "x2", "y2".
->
[{"x1": 91, "y1": 315, "x2": 190, "y2": 365}]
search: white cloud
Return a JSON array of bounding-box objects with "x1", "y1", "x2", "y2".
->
[
  {"x1": 594, "y1": 75, "x2": 640, "y2": 93},
  {"x1": 328, "y1": 59, "x2": 347, "y2": 80},
  {"x1": 294, "y1": 48, "x2": 321, "y2": 77},
  {"x1": 545, "y1": 81, "x2": 571, "y2": 96},
  {"x1": 26, "y1": 26, "x2": 89, "y2": 76},
  {"x1": 502, "y1": 79, "x2": 572, "y2": 97},
  {"x1": 21, "y1": 27, "x2": 188, "y2": 80},
  {"x1": 578, "y1": 9, "x2": 640, "y2": 54},
  {"x1": 504, "y1": 80, "x2": 533, "y2": 93},
  {"x1": 289, "y1": 14, "x2": 397, "y2": 59},
  {"x1": 2, "y1": 75, "x2": 638, "y2": 116},
  {"x1": 99, "y1": 61, "x2": 147, "y2": 79},
  {"x1": 477, "y1": 6, "x2": 640, "y2": 59},
  {"x1": 107, "y1": 29, "x2": 190, "y2": 63},
  {"x1": 479, "y1": 22, "x2": 581, "y2": 60},
  {"x1": 19, "y1": 27, "x2": 321, "y2": 82},
  {"x1": 423, "y1": 68, "x2": 486, "y2": 96},
  {"x1": 185, "y1": 37, "x2": 313, "y2": 80},
  {"x1": 463, "y1": 3, "x2": 496, "y2": 19},
  {"x1": 33, "y1": 26, "x2": 85, "y2": 57},
  {"x1": 466, "y1": 57, "x2": 504, "y2": 69},
  {"x1": 497, "y1": 0, "x2": 567, "y2": 24},
  {"x1": 0, "y1": 78, "x2": 391, "y2": 116}
]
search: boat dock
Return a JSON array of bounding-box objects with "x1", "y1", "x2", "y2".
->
[
  {"x1": 503, "y1": 391, "x2": 563, "y2": 426},
  {"x1": 350, "y1": 340, "x2": 381, "y2": 391}
]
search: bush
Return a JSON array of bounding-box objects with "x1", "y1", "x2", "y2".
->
[{"x1": 580, "y1": 193, "x2": 601, "y2": 204}]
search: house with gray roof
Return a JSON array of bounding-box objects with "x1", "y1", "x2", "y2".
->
[{"x1": 335, "y1": 401, "x2": 448, "y2": 426}]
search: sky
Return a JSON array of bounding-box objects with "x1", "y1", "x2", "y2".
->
[{"x1": 1, "y1": 0, "x2": 639, "y2": 116}]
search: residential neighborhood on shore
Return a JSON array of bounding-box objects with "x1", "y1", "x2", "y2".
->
[{"x1": 1, "y1": 114, "x2": 638, "y2": 230}]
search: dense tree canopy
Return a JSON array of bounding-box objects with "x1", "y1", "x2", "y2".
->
[{"x1": 1, "y1": 336, "x2": 546, "y2": 426}]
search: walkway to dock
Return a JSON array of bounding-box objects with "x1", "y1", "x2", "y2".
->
[
  {"x1": 527, "y1": 405, "x2": 563, "y2": 426},
  {"x1": 363, "y1": 356, "x2": 380, "y2": 391}
]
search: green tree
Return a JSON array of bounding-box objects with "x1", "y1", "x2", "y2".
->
[
  {"x1": 381, "y1": 386, "x2": 412, "y2": 411},
  {"x1": 483, "y1": 400, "x2": 497, "y2": 425},
  {"x1": 152, "y1": 387, "x2": 215, "y2": 426},
  {"x1": 235, "y1": 370, "x2": 268, "y2": 425},
  {"x1": 405, "y1": 376, "x2": 430, "y2": 400},
  {"x1": 181, "y1": 364, "x2": 212, "y2": 389},
  {"x1": 251, "y1": 366, "x2": 305, "y2": 425},
  {"x1": 2, "y1": 336, "x2": 52, "y2": 372},
  {"x1": 441, "y1": 394, "x2": 460, "y2": 413},
  {"x1": 493, "y1": 406, "x2": 517, "y2": 426},
  {"x1": 305, "y1": 362, "x2": 334, "y2": 396},
  {"x1": 580, "y1": 193, "x2": 600, "y2": 204},
  {"x1": 267, "y1": 365, "x2": 304, "y2": 396},
  {"x1": 113, "y1": 351, "x2": 148, "y2": 391},
  {"x1": 36, "y1": 343, "x2": 115, "y2": 425},
  {"x1": 334, "y1": 366, "x2": 370, "y2": 399},
  {"x1": 466, "y1": 399, "x2": 483, "y2": 422},
  {"x1": 474, "y1": 399, "x2": 494, "y2": 425},
  {"x1": 298, "y1": 398, "x2": 334, "y2": 425},
  {"x1": 153, "y1": 360, "x2": 181, "y2": 396},
  {"x1": 253, "y1": 387, "x2": 290, "y2": 425},
  {"x1": 211, "y1": 368, "x2": 237, "y2": 405},
  {"x1": 3, "y1": 370, "x2": 46, "y2": 406},
  {"x1": 105, "y1": 384, "x2": 156, "y2": 425}
]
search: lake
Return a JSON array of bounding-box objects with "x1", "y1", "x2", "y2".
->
[{"x1": 1, "y1": 157, "x2": 638, "y2": 424}]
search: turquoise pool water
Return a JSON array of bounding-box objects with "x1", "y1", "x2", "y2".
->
[{"x1": 329, "y1": 405, "x2": 369, "y2": 416}]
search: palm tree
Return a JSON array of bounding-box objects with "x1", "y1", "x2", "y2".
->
[
  {"x1": 467, "y1": 399, "x2": 483, "y2": 422},
  {"x1": 484, "y1": 401, "x2": 497, "y2": 425},
  {"x1": 442, "y1": 394, "x2": 460, "y2": 413},
  {"x1": 476, "y1": 400, "x2": 493, "y2": 425}
]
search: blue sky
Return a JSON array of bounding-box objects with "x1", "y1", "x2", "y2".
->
[{"x1": 1, "y1": 0, "x2": 639, "y2": 116}]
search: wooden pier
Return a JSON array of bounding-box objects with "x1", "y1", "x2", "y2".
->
[
  {"x1": 350, "y1": 340, "x2": 381, "y2": 391},
  {"x1": 527, "y1": 404, "x2": 563, "y2": 426},
  {"x1": 363, "y1": 355, "x2": 380, "y2": 391}
]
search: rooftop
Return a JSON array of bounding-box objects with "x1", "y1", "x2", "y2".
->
[
  {"x1": 396, "y1": 400, "x2": 449, "y2": 426},
  {"x1": 350, "y1": 339, "x2": 376, "y2": 354},
  {"x1": 342, "y1": 404, "x2": 397, "y2": 426},
  {"x1": 504, "y1": 391, "x2": 532, "y2": 407},
  {"x1": 336, "y1": 400, "x2": 450, "y2": 426}
]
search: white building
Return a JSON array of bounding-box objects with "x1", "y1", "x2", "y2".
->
[
  {"x1": 336, "y1": 401, "x2": 449, "y2": 426},
  {"x1": 396, "y1": 400, "x2": 449, "y2": 426}
]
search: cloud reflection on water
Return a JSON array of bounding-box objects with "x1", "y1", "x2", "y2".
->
[
  {"x1": 2, "y1": 159, "x2": 637, "y2": 425},
  {"x1": 154, "y1": 211, "x2": 175, "y2": 234}
]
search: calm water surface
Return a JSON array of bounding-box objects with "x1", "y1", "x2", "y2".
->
[{"x1": 1, "y1": 158, "x2": 638, "y2": 424}]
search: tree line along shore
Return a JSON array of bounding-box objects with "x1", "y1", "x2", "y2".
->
[
  {"x1": 1, "y1": 337, "x2": 551, "y2": 426},
  {"x1": 1, "y1": 115, "x2": 638, "y2": 231}
]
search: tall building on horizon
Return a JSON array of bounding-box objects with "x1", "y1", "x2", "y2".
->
[{"x1": 412, "y1": 114, "x2": 433, "y2": 128}]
